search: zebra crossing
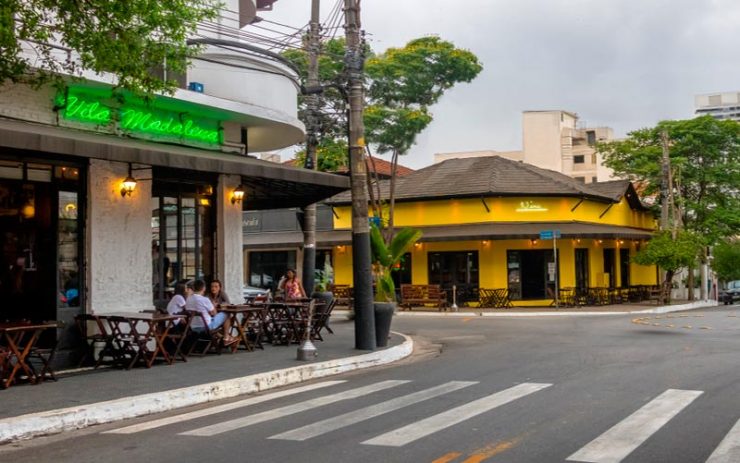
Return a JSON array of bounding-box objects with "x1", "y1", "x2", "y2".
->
[{"x1": 103, "y1": 379, "x2": 740, "y2": 462}]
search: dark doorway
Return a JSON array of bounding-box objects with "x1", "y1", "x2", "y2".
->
[
  {"x1": 620, "y1": 248, "x2": 630, "y2": 287},
  {"x1": 575, "y1": 248, "x2": 589, "y2": 292},
  {"x1": 603, "y1": 248, "x2": 616, "y2": 287},
  {"x1": 428, "y1": 251, "x2": 479, "y2": 304},
  {"x1": 507, "y1": 250, "x2": 557, "y2": 300}
]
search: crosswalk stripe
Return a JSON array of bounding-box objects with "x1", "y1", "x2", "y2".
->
[
  {"x1": 180, "y1": 380, "x2": 410, "y2": 437},
  {"x1": 362, "y1": 382, "x2": 552, "y2": 447},
  {"x1": 269, "y1": 381, "x2": 478, "y2": 441},
  {"x1": 567, "y1": 389, "x2": 703, "y2": 463},
  {"x1": 706, "y1": 418, "x2": 740, "y2": 463},
  {"x1": 103, "y1": 380, "x2": 346, "y2": 434}
]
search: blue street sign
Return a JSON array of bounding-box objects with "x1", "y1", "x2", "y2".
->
[{"x1": 539, "y1": 230, "x2": 561, "y2": 240}]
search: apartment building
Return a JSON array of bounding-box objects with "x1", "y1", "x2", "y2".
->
[{"x1": 695, "y1": 92, "x2": 740, "y2": 121}]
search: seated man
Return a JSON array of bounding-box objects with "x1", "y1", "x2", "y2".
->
[{"x1": 185, "y1": 279, "x2": 236, "y2": 345}]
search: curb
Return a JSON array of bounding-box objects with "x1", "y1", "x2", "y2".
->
[
  {"x1": 333, "y1": 300, "x2": 719, "y2": 318},
  {"x1": 0, "y1": 332, "x2": 413, "y2": 444}
]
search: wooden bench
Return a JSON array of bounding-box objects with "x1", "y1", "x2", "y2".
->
[
  {"x1": 400, "y1": 284, "x2": 449, "y2": 311},
  {"x1": 331, "y1": 285, "x2": 353, "y2": 310}
]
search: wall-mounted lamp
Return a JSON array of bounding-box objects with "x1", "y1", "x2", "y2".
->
[
  {"x1": 414, "y1": 242, "x2": 422, "y2": 248},
  {"x1": 482, "y1": 240, "x2": 489, "y2": 246},
  {"x1": 231, "y1": 184, "x2": 245, "y2": 205},
  {"x1": 618, "y1": 239, "x2": 624, "y2": 245},
  {"x1": 121, "y1": 164, "x2": 137, "y2": 197},
  {"x1": 597, "y1": 239, "x2": 603, "y2": 244},
  {"x1": 530, "y1": 239, "x2": 538, "y2": 245}
]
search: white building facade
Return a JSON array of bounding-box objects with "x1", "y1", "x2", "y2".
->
[
  {"x1": 0, "y1": 0, "x2": 347, "y2": 365},
  {"x1": 695, "y1": 92, "x2": 740, "y2": 121}
]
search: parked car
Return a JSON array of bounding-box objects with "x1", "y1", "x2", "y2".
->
[
  {"x1": 720, "y1": 280, "x2": 740, "y2": 305},
  {"x1": 243, "y1": 285, "x2": 270, "y2": 303}
]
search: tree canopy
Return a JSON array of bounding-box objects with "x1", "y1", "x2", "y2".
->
[
  {"x1": 597, "y1": 116, "x2": 740, "y2": 244},
  {"x1": 1, "y1": 0, "x2": 220, "y2": 94},
  {"x1": 712, "y1": 240, "x2": 740, "y2": 281},
  {"x1": 283, "y1": 36, "x2": 482, "y2": 172}
]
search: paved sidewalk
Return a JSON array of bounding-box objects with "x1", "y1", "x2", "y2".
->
[{"x1": 0, "y1": 318, "x2": 406, "y2": 430}]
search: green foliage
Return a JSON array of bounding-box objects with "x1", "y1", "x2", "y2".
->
[
  {"x1": 2, "y1": 0, "x2": 220, "y2": 95},
  {"x1": 282, "y1": 35, "x2": 482, "y2": 162},
  {"x1": 632, "y1": 230, "x2": 701, "y2": 273},
  {"x1": 314, "y1": 258, "x2": 334, "y2": 292},
  {"x1": 712, "y1": 240, "x2": 740, "y2": 281},
  {"x1": 294, "y1": 138, "x2": 348, "y2": 172},
  {"x1": 598, "y1": 116, "x2": 740, "y2": 243},
  {"x1": 369, "y1": 223, "x2": 422, "y2": 303}
]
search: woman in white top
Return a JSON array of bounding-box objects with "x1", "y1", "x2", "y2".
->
[{"x1": 167, "y1": 282, "x2": 192, "y2": 324}]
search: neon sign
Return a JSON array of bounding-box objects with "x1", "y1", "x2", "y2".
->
[
  {"x1": 56, "y1": 89, "x2": 222, "y2": 146},
  {"x1": 516, "y1": 200, "x2": 548, "y2": 212}
]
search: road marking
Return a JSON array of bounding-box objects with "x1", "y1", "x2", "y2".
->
[
  {"x1": 270, "y1": 381, "x2": 477, "y2": 441},
  {"x1": 431, "y1": 452, "x2": 463, "y2": 463},
  {"x1": 567, "y1": 389, "x2": 703, "y2": 463},
  {"x1": 104, "y1": 380, "x2": 346, "y2": 434},
  {"x1": 462, "y1": 438, "x2": 520, "y2": 462},
  {"x1": 706, "y1": 418, "x2": 740, "y2": 463},
  {"x1": 362, "y1": 382, "x2": 552, "y2": 447},
  {"x1": 180, "y1": 380, "x2": 409, "y2": 437}
]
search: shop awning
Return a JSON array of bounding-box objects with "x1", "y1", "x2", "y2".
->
[
  {"x1": 243, "y1": 221, "x2": 654, "y2": 248},
  {"x1": 0, "y1": 118, "x2": 349, "y2": 210},
  {"x1": 243, "y1": 230, "x2": 349, "y2": 249}
]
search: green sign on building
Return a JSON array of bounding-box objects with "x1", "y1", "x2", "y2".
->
[{"x1": 55, "y1": 87, "x2": 223, "y2": 147}]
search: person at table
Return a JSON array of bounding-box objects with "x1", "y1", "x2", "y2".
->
[
  {"x1": 209, "y1": 279, "x2": 231, "y2": 307},
  {"x1": 186, "y1": 279, "x2": 237, "y2": 345},
  {"x1": 167, "y1": 282, "x2": 192, "y2": 326},
  {"x1": 278, "y1": 269, "x2": 306, "y2": 300}
]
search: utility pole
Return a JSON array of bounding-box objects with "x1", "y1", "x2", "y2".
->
[
  {"x1": 660, "y1": 130, "x2": 672, "y2": 233},
  {"x1": 344, "y1": 0, "x2": 375, "y2": 350},
  {"x1": 301, "y1": 0, "x2": 321, "y2": 297}
]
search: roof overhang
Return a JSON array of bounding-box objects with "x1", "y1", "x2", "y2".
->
[
  {"x1": 243, "y1": 221, "x2": 654, "y2": 248},
  {"x1": 0, "y1": 118, "x2": 349, "y2": 210}
]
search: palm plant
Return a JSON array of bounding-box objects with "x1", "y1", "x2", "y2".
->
[{"x1": 369, "y1": 223, "x2": 422, "y2": 303}]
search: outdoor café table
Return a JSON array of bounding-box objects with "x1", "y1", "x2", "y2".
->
[
  {"x1": 0, "y1": 322, "x2": 57, "y2": 389},
  {"x1": 263, "y1": 302, "x2": 310, "y2": 345},
  {"x1": 97, "y1": 312, "x2": 180, "y2": 369},
  {"x1": 219, "y1": 305, "x2": 267, "y2": 351}
]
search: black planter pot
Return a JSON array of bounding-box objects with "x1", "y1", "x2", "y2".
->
[{"x1": 374, "y1": 302, "x2": 395, "y2": 347}]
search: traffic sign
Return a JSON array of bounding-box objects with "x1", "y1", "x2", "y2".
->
[{"x1": 539, "y1": 230, "x2": 561, "y2": 240}]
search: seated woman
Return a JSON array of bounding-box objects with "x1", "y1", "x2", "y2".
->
[
  {"x1": 186, "y1": 279, "x2": 236, "y2": 345},
  {"x1": 209, "y1": 279, "x2": 231, "y2": 307},
  {"x1": 279, "y1": 269, "x2": 306, "y2": 301},
  {"x1": 167, "y1": 282, "x2": 192, "y2": 327}
]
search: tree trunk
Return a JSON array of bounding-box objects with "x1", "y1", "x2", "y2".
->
[
  {"x1": 386, "y1": 149, "x2": 399, "y2": 243},
  {"x1": 687, "y1": 266, "x2": 695, "y2": 301},
  {"x1": 663, "y1": 270, "x2": 674, "y2": 304}
]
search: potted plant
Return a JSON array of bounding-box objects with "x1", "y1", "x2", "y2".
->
[
  {"x1": 370, "y1": 222, "x2": 422, "y2": 347},
  {"x1": 312, "y1": 258, "x2": 335, "y2": 307}
]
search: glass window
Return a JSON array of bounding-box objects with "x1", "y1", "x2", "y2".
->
[
  {"x1": 428, "y1": 251, "x2": 479, "y2": 304},
  {"x1": 0, "y1": 160, "x2": 23, "y2": 180},
  {"x1": 507, "y1": 249, "x2": 558, "y2": 300},
  {"x1": 574, "y1": 155, "x2": 585, "y2": 164},
  {"x1": 248, "y1": 251, "x2": 296, "y2": 292},
  {"x1": 58, "y1": 191, "x2": 79, "y2": 307}
]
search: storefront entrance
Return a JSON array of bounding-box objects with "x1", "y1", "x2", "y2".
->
[
  {"x1": 507, "y1": 250, "x2": 558, "y2": 300},
  {"x1": 0, "y1": 158, "x2": 84, "y2": 332},
  {"x1": 248, "y1": 250, "x2": 296, "y2": 292},
  {"x1": 428, "y1": 251, "x2": 479, "y2": 304}
]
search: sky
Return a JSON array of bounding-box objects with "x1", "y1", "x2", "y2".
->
[{"x1": 261, "y1": 0, "x2": 740, "y2": 169}]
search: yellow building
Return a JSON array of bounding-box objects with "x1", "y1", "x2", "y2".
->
[{"x1": 328, "y1": 156, "x2": 658, "y2": 307}]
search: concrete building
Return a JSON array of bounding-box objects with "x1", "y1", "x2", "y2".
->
[
  {"x1": 695, "y1": 92, "x2": 740, "y2": 121},
  {"x1": 435, "y1": 110, "x2": 617, "y2": 184},
  {"x1": 0, "y1": 0, "x2": 347, "y2": 366}
]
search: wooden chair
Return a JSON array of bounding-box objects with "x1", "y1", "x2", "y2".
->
[
  {"x1": 185, "y1": 310, "x2": 225, "y2": 356},
  {"x1": 74, "y1": 314, "x2": 120, "y2": 368},
  {"x1": 311, "y1": 299, "x2": 336, "y2": 341}
]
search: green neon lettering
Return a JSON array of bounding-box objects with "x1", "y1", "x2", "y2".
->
[{"x1": 59, "y1": 90, "x2": 221, "y2": 146}]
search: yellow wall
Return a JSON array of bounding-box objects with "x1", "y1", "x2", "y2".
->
[
  {"x1": 333, "y1": 196, "x2": 655, "y2": 230},
  {"x1": 332, "y1": 238, "x2": 658, "y2": 306}
]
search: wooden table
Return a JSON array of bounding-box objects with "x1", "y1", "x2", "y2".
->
[
  {"x1": 219, "y1": 305, "x2": 266, "y2": 351},
  {"x1": 0, "y1": 322, "x2": 58, "y2": 389},
  {"x1": 97, "y1": 312, "x2": 181, "y2": 369}
]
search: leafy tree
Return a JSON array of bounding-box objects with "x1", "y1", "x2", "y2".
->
[
  {"x1": 1, "y1": 0, "x2": 220, "y2": 94},
  {"x1": 712, "y1": 240, "x2": 740, "y2": 282},
  {"x1": 294, "y1": 138, "x2": 349, "y2": 172},
  {"x1": 283, "y1": 36, "x2": 482, "y2": 239},
  {"x1": 598, "y1": 116, "x2": 740, "y2": 297},
  {"x1": 598, "y1": 116, "x2": 740, "y2": 242},
  {"x1": 369, "y1": 222, "x2": 421, "y2": 303},
  {"x1": 632, "y1": 230, "x2": 702, "y2": 302}
]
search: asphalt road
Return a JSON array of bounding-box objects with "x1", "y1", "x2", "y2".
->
[{"x1": 4, "y1": 305, "x2": 740, "y2": 463}]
